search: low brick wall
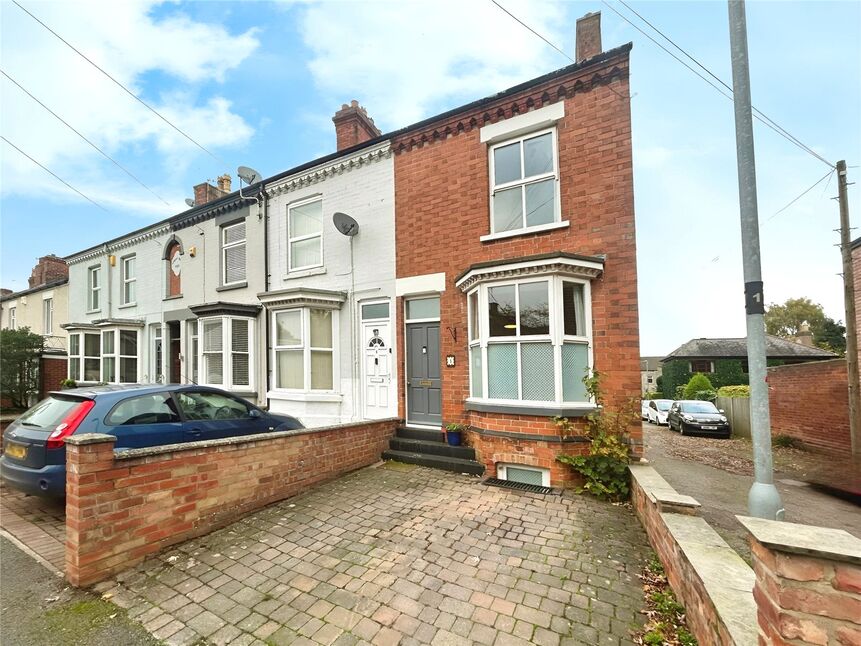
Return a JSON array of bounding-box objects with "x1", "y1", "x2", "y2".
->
[
  {"x1": 64, "y1": 418, "x2": 398, "y2": 587},
  {"x1": 630, "y1": 465, "x2": 757, "y2": 645},
  {"x1": 739, "y1": 516, "x2": 861, "y2": 645},
  {"x1": 768, "y1": 359, "x2": 850, "y2": 454}
]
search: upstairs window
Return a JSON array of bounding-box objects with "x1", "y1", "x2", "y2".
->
[
  {"x1": 222, "y1": 222, "x2": 246, "y2": 286},
  {"x1": 9, "y1": 306, "x2": 16, "y2": 330},
  {"x1": 43, "y1": 298, "x2": 53, "y2": 335},
  {"x1": 121, "y1": 255, "x2": 136, "y2": 305},
  {"x1": 288, "y1": 198, "x2": 323, "y2": 272},
  {"x1": 88, "y1": 266, "x2": 101, "y2": 311},
  {"x1": 489, "y1": 129, "x2": 559, "y2": 235}
]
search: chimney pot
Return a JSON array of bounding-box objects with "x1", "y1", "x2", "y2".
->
[
  {"x1": 575, "y1": 12, "x2": 602, "y2": 63},
  {"x1": 217, "y1": 174, "x2": 232, "y2": 193}
]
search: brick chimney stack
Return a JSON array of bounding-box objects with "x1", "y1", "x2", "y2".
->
[
  {"x1": 193, "y1": 179, "x2": 229, "y2": 206},
  {"x1": 575, "y1": 12, "x2": 602, "y2": 63},
  {"x1": 333, "y1": 100, "x2": 382, "y2": 152},
  {"x1": 28, "y1": 254, "x2": 68, "y2": 288},
  {"x1": 0, "y1": 288, "x2": 12, "y2": 298}
]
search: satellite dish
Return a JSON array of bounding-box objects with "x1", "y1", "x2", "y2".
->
[
  {"x1": 333, "y1": 212, "x2": 359, "y2": 237},
  {"x1": 237, "y1": 165, "x2": 261, "y2": 185},
  {"x1": 184, "y1": 198, "x2": 195, "y2": 208}
]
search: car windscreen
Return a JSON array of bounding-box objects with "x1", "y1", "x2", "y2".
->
[
  {"x1": 15, "y1": 395, "x2": 87, "y2": 429},
  {"x1": 656, "y1": 401, "x2": 672, "y2": 411},
  {"x1": 681, "y1": 402, "x2": 718, "y2": 413}
]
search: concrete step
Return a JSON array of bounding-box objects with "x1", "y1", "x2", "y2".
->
[
  {"x1": 395, "y1": 427, "x2": 445, "y2": 443},
  {"x1": 381, "y1": 449, "x2": 485, "y2": 476},
  {"x1": 389, "y1": 437, "x2": 477, "y2": 460}
]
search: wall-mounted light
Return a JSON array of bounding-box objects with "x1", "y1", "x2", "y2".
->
[
  {"x1": 108, "y1": 255, "x2": 116, "y2": 266},
  {"x1": 188, "y1": 246, "x2": 197, "y2": 257}
]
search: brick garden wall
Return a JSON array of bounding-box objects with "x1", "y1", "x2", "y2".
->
[
  {"x1": 768, "y1": 359, "x2": 850, "y2": 454},
  {"x1": 740, "y1": 516, "x2": 861, "y2": 646},
  {"x1": 64, "y1": 418, "x2": 398, "y2": 587},
  {"x1": 392, "y1": 46, "x2": 642, "y2": 477},
  {"x1": 40, "y1": 355, "x2": 67, "y2": 398}
]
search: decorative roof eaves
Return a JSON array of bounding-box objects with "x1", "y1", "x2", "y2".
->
[
  {"x1": 392, "y1": 61, "x2": 629, "y2": 154},
  {"x1": 171, "y1": 196, "x2": 249, "y2": 232},
  {"x1": 67, "y1": 225, "x2": 172, "y2": 265},
  {"x1": 265, "y1": 143, "x2": 392, "y2": 198}
]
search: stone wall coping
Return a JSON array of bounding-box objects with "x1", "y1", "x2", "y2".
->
[
  {"x1": 629, "y1": 464, "x2": 701, "y2": 510},
  {"x1": 737, "y1": 515, "x2": 861, "y2": 565},
  {"x1": 112, "y1": 418, "x2": 400, "y2": 461},
  {"x1": 662, "y1": 513, "x2": 757, "y2": 646},
  {"x1": 65, "y1": 433, "x2": 117, "y2": 446}
]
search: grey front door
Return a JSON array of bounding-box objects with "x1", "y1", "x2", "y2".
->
[{"x1": 406, "y1": 322, "x2": 442, "y2": 426}]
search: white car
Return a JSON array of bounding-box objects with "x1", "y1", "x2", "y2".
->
[
  {"x1": 647, "y1": 399, "x2": 673, "y2": 425},
  {"x1": 641, "y1": 400, "x2": 651, "y2": 420}
]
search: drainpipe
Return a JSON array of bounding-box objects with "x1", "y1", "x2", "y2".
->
[{"x1": 261, "y1": 187, "x2": 270, "y2": 409}]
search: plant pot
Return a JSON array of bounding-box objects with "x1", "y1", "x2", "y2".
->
[{"x1": 446, "y1": 430, "x2": 462, "y2": 446}]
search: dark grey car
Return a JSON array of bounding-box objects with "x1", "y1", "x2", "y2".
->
[{"x1": 667, "y1": 400, "x2": 731, "y2": 438}]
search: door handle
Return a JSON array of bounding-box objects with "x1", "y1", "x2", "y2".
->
[{"x1": 186, "y1": 428, "x2": 202, "y2": 437}]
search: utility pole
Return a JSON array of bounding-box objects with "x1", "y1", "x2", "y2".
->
[
  {"x1": 727, "y1": 0, "x2": 784, "y2": 520},
  {"x1": 837, "y1": 160, "x2": 861, "y2": 455}
]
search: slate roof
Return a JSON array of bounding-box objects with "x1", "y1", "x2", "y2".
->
[
  {"x1": 0, "y1": 277, "x2": 68, "y2": 303},
  {"x1": 640, "y1": 356, "x2": 663, "y2": 371},
  {"x1": 662, "y1": 336, "x2": 835, "y2": 362}
]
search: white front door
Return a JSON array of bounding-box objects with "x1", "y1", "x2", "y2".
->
[{"x1": 362, "y1": 321, "x2": 393, "y2": 419}]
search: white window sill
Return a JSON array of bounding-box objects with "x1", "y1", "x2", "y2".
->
[
  {"x1": 480, "y1": 220, "x2": 569, "y2": 243},
  {"x1": 283, "y1": 266, "x2": 326, "y2": 281},
  {"x1": 85, "y1": 310, "x2": 101, "y2": 315},
  {"x1": 117, "y1": 303, "x2": 136, "y2": 309},
  {"x1": 268, "y1": 390, "x2": 342, "y2": 403}
]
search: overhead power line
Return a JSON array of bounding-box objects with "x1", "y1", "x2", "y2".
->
[
  {"x1": 11, "y1": 0, "x2": 224, "y2": 165},
  {"x1": 2, "y1": 135, "x2": 109, "y2": 212},
  {"x1": 488, "y1": 0, "x2": 631, "y2": 100},
  {"x1": 766, "y1": 169, "x2": 835, "y2": 223},
  {"x1": 2, "y1": 69, "x2": 172, "y2": 207},
  {"x1": 604, "y1": 0, "x2": 834, "y2": 169}
]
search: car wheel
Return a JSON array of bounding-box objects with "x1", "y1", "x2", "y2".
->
[{"x1": 679, "y1": 423, "x2": 686, "y2": 436}]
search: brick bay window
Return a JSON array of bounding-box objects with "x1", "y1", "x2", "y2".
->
[{"x1": 457, "y1": 253, "x2": 603, "y2": 414}]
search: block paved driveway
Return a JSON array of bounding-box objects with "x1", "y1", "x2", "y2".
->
[
  {"x1": 0, "y1": 481, "x2": 65, "y2": 572},
  {"x1": 102, "y1": 464, "x2": 649, "y2": 646}
]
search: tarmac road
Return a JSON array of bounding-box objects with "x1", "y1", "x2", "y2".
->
[
  {"x1": 0, "y1": 535, "x2": 159, "y2": 646},
  {"x1": 643, "y1": 422, "x2": 861, "y2": 561}
]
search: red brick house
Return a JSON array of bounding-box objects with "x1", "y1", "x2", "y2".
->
[{"x1": 386, "y1": 14, "x2": 640, "y2": 486}]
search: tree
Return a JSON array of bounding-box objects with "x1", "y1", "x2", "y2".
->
[
  {"x1": 814, "y1": 317, "x2": 847, "y2": 356},
  {"x1": 683, "y1": 373, "x2": 714, "y2": 399},
  {"x1": 764, "y1": 297, "x2": 845, "y2": 354},
  {"x1": 0, "y1": 327, "x2": 43, "y2": 409},
  {"x1": 764, "y1": 297, "x2": 826, "y2": 338}
]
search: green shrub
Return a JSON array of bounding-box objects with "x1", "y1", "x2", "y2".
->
[
  {"x1": 694, "y1": 389, "x2": 717, "y2": 402},
  {"x1": 556, "y1": 371, "x2": 635, "y2": 501},
  {"x1": 674, "y1": 385, "x2": 686, "y2": 400},
  {"x1": 773, "y1": 434, "x2": 804, "y2": 449},
  {"x1": 0, "y1": 327, "x2": 44, "y2": 408},
  {"x1": 683, "y1": 373, "x2": 714, "y2": 399},
  {"x1": 716, "y1": 384, "x2": 750, "y2": 398}
]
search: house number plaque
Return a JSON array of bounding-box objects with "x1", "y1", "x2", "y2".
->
[{"x1": 446, "y1": 355, "x2": 455, "y2": 367}]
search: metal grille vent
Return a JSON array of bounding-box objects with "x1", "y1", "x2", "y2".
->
[{"x1": 483, "y1": 477, "x2": 557, "y2": 495}]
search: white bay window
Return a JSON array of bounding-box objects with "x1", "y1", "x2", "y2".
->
[
  {"x1": 68, "y1": 327, "x2": 138, "y2": 383},
  {"x1": 199, "y1": 316, "x2": 254, "y2": 390},
  {"x1": 460, "y1": 254, "x2": 602, "y2": 409},
  {"x1": 273, "y1": 307, "x2": 335, "y2": 392}
]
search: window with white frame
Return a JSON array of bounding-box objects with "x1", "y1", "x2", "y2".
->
[
  {"x1": 9, "y1": 306, "x2": 16, "y2": 330},
  {"x1": 67, "y1": 331, "x2": 102, "y2": 382},
  {"x1": 467, "y1": 276, "x2": 591, "y2": 405},
  {"x1": 489, "y1": 128, "x2": 559, "y2": 235},
  {"x1": 287, "y1": 198, "x2": 323, "y2": 272},
  {"x1": 99, "y1": 328, "x2": 138, "y2": 384},
  {"x1": 42, "y1": 298, "x2": 53, "y2": 334},
  {"x1": 273, "y1": 308, "x2": 334, "y2": 391},
  {"x1": 88, "y1": 266, "x2": 101, "y2": 311},
  {"x1": 121, "y1": 255, "x2": 136, "y2": 305},
  {"x1": 199, "y1": 316, "x2": 254, "y2": 390},
  {"x1": 187, "y1": 320, "x2": 199, "y2": 384},
  {"x1": 151, "y1": 324, "x2": 163, "y2": 383},
  {"x1": 222, "y1": 222, "x2": 246, "y2": 285}
]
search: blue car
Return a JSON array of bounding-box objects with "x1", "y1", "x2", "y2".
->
[{"x1": 1, "y1": 384, "x2": 303, "y2": 498}]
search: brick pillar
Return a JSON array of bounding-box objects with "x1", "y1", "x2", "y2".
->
[
  {"x1": 739, "y1": 516, "x2": 861, "y2": 646},
  {"x1": 65, "y1": 433, "x2": 121, "y2": 587}
]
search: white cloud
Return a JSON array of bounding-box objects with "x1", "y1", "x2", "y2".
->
[
  {"x1": 295, "y1": 0, "x2": 569, "y2": 129},
  {"x1": 0, "y1": 0, "x2": 259, "y2": 214}
]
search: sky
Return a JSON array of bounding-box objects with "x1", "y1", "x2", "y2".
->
[{"x1": 0, "y1": 0, "x2": 858, "y2": 356}]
